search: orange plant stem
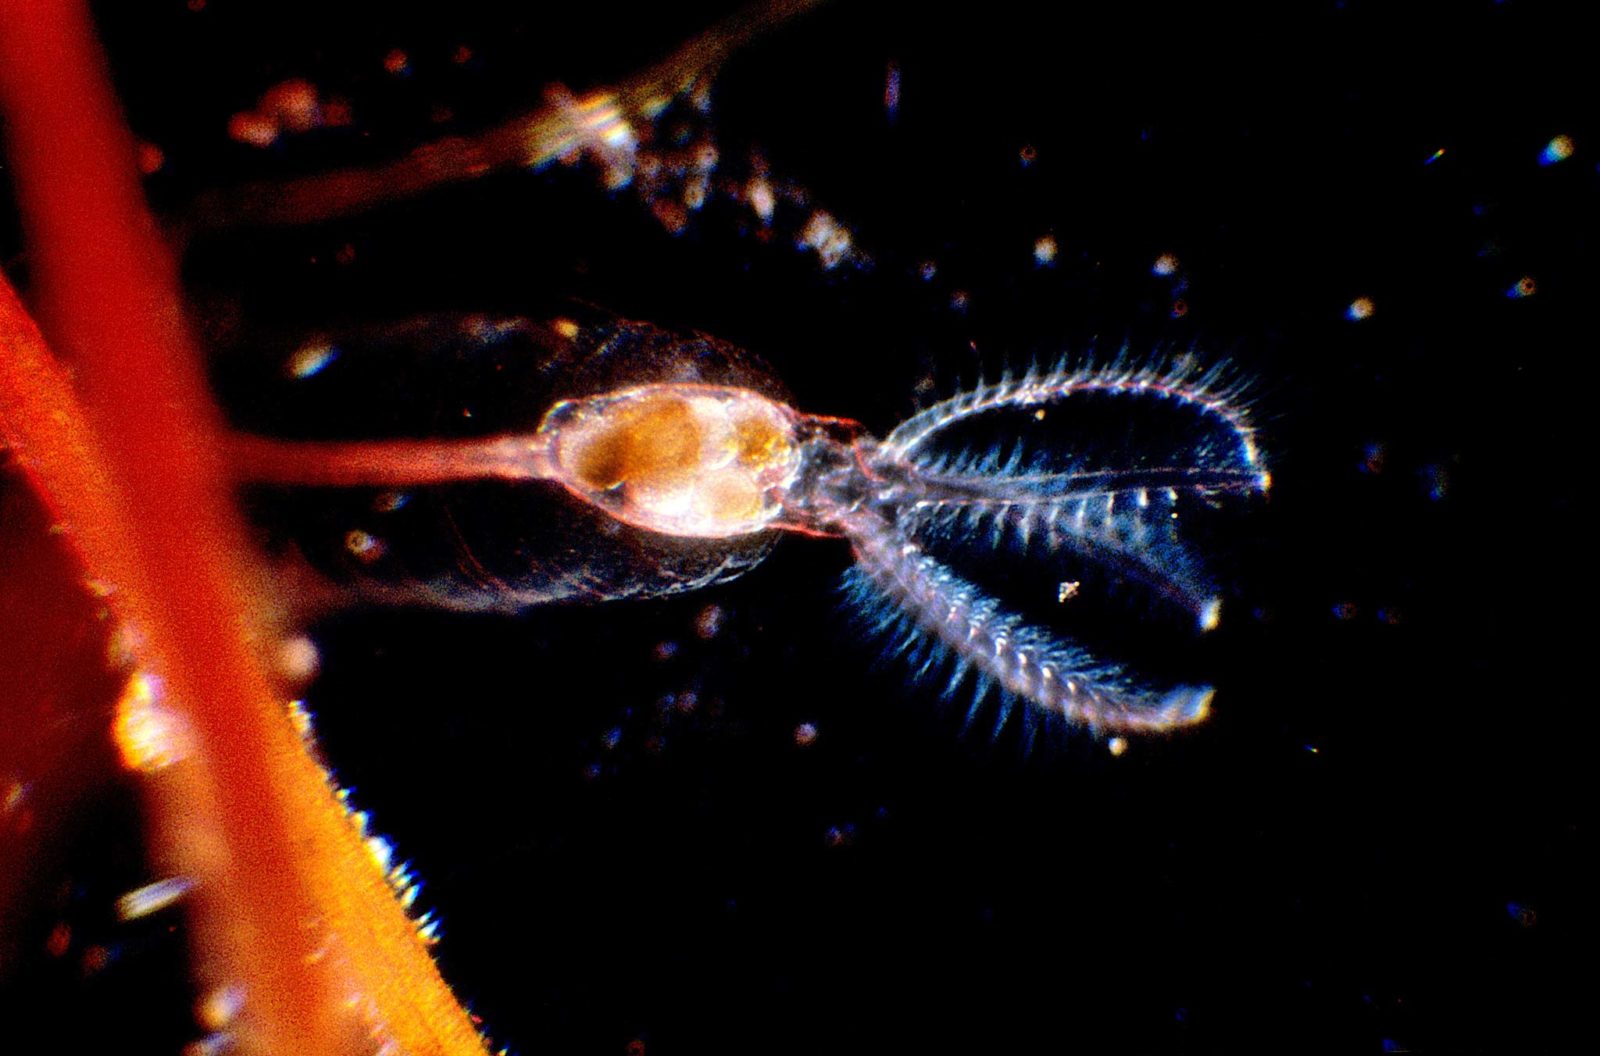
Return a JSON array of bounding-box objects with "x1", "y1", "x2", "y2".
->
[{"x1": 0, "y1": 2, "x2": 487, "y2": 1053}]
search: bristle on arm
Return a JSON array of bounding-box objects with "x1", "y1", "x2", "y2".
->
[
  {"x1": 840, "y1": 509, "x2": 1214, "y2": 735},
  {"x1": 880, "y1": 357, "x2": 1263, "y2": 474}
]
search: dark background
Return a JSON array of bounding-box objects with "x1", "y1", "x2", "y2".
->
[{"x1": 3, "y1": 1, "x2": 1591, "y2": 1052}]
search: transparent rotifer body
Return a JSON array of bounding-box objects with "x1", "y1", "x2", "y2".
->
[
  {"x1": 224, "y1": 306, "x2": 1267, "y2": 734},
  {"x1": 226, "y1": 313, "x2": 796, "y2": 611}
]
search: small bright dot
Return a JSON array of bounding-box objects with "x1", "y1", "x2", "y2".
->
[
  {"x1": 694, "y1": 604, "x2": 725, "y2": 639},
  {"x1": 748, "y1": 177, "x2": 775, "y2": 222},
  {"x1": 1152, "y1": 253, "x2": 1179, "y2": 276},
  {"x1": 1507, "y1": 275, "x2": 1536, "y2": 298},
  {"x1": 793, "y1": 722, "x2": 819, "y2": 747},
  {"x1": 260, "y1": 78, "x2": 322, "y2": 133},
  {"x1": 1057, "y1": 581, "x2": 1080, "y2": 603},
  {"x1": 344, "y1": 529, "x2": 383, "y2": 561},
  {"x1": 1107, "y1": 737, "x2": 1128, "y2": 757},
  {"x1": 197, "y1": 985, "x2": 245, "y2": 1033},
  {"x1": 681, "y1": 174, "x2": 707, "y2": 211},
  {"x1": 798, "y1": 211, "x2": 853, "y2": 269},
  {"x1": 276, "y1": 635, "x2": 320, "y2": 681},
  {"x1": 227, "y1": 110, "x2": 278, "y2": 148},
  {"x1": 383, "y1": 48, "x2": 411, "y2": 77},
  {"x1": 1539, "y1": 134, "x2": 1574, "y2": 166},
  {"x1": 1346, "y1": 296, "x2": 1376, "y2": 321},
  {"x1": 552, "y1": 317, "x2": 580, "y2": 339},
  {"x1": 1033, "y1": 235, "x2": 1058, "y2": 265},
  {"x1": 286, "y1": 342, "x2": 336, "y2": 379}
]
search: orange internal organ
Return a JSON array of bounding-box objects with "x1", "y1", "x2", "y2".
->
[
  {"x1": 540, "y1": 384, "x2": 802, "y2": 538},
  {"x1": 568, "y1": 395, "x2": 703, "y2": 491}
]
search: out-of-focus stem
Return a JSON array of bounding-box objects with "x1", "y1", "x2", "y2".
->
[
  {"x1": 174, "y1": 0, "x2": 828, "y2": 243},
  {"x1": 0, "y1": 2, "x2": 490, "y2": 1053}
]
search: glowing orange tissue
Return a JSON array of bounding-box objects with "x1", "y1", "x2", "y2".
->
[{"x1": 538, "y1": 383, "x2": 803, "y2": 539}]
